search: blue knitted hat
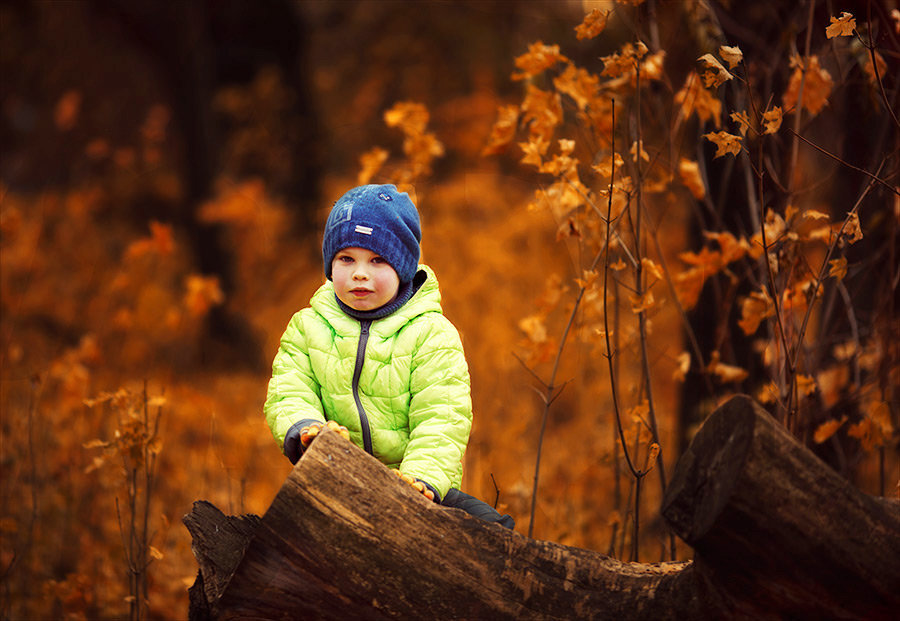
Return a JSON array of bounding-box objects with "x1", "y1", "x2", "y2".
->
[{"x1": 323, "y1": 184, "x2": 421, "y2": 284}]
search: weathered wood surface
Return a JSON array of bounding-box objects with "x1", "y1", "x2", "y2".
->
[
  {"x1": 185, "y1": 395, "x2": 900, "y2": 620},
  {"x1": 661, "y1": 394, "x2": 900, "y2": 620}
]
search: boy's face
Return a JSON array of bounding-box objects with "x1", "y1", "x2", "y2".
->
[{"x1": 332, "y1": 246, "x2": 400, "y2": 311}]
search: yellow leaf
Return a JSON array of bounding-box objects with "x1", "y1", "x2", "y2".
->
[
  {"x1": 796, "y1": 374, "x2": 817, "y2": 398},
  {"x1": 842, "y1": 211, "x2": 863, "y2": 244},
  {"x1": 825, "y1": 12, "x2": 856, "y2": 38},
  {"x1": 730, "y1": 110, "x2": 752, "y2": 136},
  {"x1": 513, "y1": 41, "x2": 569, "y2": 80},
  {"x1": 675, "y1": 72, "x2": 722, "y2": 128},
  {"x1": 828, "y1": 256, "x2": 848, "y2": 280},
  {"x1": 358, "y1": 147, "x2": 389, "y2": 185},
  {"x1": 384, "y1": 101, "x2": 429, "y2": 135},
  {"x1": 184, "y1": 274, "x2": 224, "y2": 317},
  {"x1": 482, "y1": 105, "x2": 520, "y2": 156},
  {"x1": 783, "y1": 55, "x2": 833, "y2": 116},
  {"x1": 673, "y1": 351, "x2": 691, "y2": 382},
  {"x1": 813, "y1": 416, "x2": 847, "y2": 444},
  {"x1": 149, "y1": 546, "x2": 164, "y2": 561},
  {"x1": 575, "y1": 269, "x2": 599, "y2": 290},
  {"x1": 762, "y1": 106, "x2": 783, "y2": 134},
  {"x1": 719, "y1": 45, "x2": 743, "y2": 69},
  {"x1": 698, "y1": 53, "x2": 733, "y2": 88},
  {"x1": 575, "y1": 8, "x2": 610, "y2": 40},
  {"x1": 737, "y1": 288, "x2": 774, "y2": 335},
  {"x1": 641, "y1": 258, "x2": 663, "y2": 281},
  {"x1": 518, "y1": 136, "x2": 549, "y2": 168},
  {"x1": 678, "y1": 158, "x2": 706, "y2": 199},
  {"x1": 848, "y1": 418, "x2": 885, "y2": 452},
  {"x1": 519, "y1": 315, "x2": 548, "y2": 344},
  {"x1": 553, "y1": 64, "x2": 601, "y2": 112},
  {"x1": 704, "y1": 131, "x2": 742, "y2": 158},
  {"x1": 707, "y1": 351, "x2": 748, "y2": 383},
  {"x1": 629, "y1": 290, "x2": 655, "y2": 314}
]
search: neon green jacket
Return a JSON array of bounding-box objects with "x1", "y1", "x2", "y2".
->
[{"x1": 264, "y1": 265, "x2": 472, "y2": 499}]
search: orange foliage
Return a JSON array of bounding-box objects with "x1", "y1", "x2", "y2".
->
[{"x1": 1, "y1": 4, "x2": 897, "y2": 619}]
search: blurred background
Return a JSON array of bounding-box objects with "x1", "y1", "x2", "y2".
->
[{"x1": 1, "y1": 0, "x2": 897, "y2": 618}]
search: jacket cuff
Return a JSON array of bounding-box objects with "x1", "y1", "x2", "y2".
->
[
  {"x1": 284, "y1": 417, "x2": 326, "y2": 461},
  {"x1": 415, "y1": 478, "x2": 442, "y2": 503}
]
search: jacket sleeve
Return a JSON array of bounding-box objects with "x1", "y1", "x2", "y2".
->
[
  {"x1": 400, "y1": 314, "x2": 473, "y2": 500},
  {"x1": 264, "y1": 310, "x2": 327, "y2": 451}
]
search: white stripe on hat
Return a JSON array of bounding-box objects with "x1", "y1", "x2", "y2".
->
[{"x1": 355, "y1": 225, "x2": 373, "y2": 235}]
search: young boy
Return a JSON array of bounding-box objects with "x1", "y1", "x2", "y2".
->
[{"x1": 265, "y1": 183, "x2": 513, "y2": 529}]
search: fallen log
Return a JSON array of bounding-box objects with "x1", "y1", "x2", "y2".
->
[
  {"x1": 184, "y1": 395, "x2": 899, "y2": 619},
  {"x1": 660, "y1": 394, "x2": 900, "y2": 619}
]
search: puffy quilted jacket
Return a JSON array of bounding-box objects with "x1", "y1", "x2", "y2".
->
[{"x1": 264, "y1": 265, "x2": 472, "y2": 499}]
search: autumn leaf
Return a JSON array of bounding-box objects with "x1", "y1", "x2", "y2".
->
[
  {"x1": 600, "y1": 41, "x2": 648, "y2": 78},
  {"x1": 818, "y1": 361, "x2": 851, "y2": 405},
  {"x1": 814, "y1": 416, "x2": 847, "y2": 443},
  {"x1": 358, "y1": 147, "x2": 388, "y2": 185},
  {"x1": 641, "y1": 257, "x2": 663, "y2": 281},
  {"x1": 673, "y1": 351, "x2": 691, "y2": 382},
  {"x1": 574, "y1": 269, "x2": 599, "y2": 290},
  {"x1": 828, "y1": 256, "x2": 848, "y2": 280},
  {"x1": 730, "y1": 110, "x2": 752, "y2": 136},
  {"x1": 737, "y1": 288, "x2": 774, "y2": 335},
  {"x1": 841, "y1": 211, "x2": 863, "y2": 244},
  {"x1": 703, "y1": 230, "x2": 749, "y2": 264},
  {"x1": 675, "y1": 72, "x2": 722, "y2": 127},
  {"x1": 519, "y1": 314, "x2": 548, "y2": 344},
  {"x1": 704, "y1": 131, "x2": 742, "y2": 158},
  {"x1": 629, "y1": 290, "x2": 655, "y2": 314},
  {"x1": 796, "y1": 374, "x2": 817, "y2": 398},
  {"x1": 384, "y1": 101, "x2": 429, "y2": 135},
  {"x1": 184, "y1": 274, "x2": 224, "y2": 317},
  {"x1": 521, "y1": 84, "x2": 563, "y2": 141},
  {"x1": 783, "y1": 55, "x2": 833, "y2": 116},
  {"x1": 575, "y1": 8, "x2": 610, "y2": 40},
  {"x1": 482, "y1": 105, "x2": 520, "y2": 156},
  {"x1": 719, "y1": 45, "x2": 743, "y2": 69},
  {"x1": 825, "y1": 12, "x2": 856, "y2": 38},
  {"x1": 707, "y1": 351, "x2": 748, "y2": 383},
  {"x1": 698, "y1": 53, "x2": 733, "y2": 88},
  {"x1": 125, "y1": 221, "x2": 175, "y2": 260},
  {"x1": 513, "y1": 41, "x2": 569, "y2": 80},
  {"x1": 519, "y1": 136, "x2": 549, "y2": 168},
  {"x1": 678, "y1": 158, "x2": 706, "y2": 199},
  {"x1": 630, "y1": 140, "x2": 649, "y2": 163},
  {"x1": 762, "y1": 106, "x2": 783, "y2": 134},
  {"x1": 864, "y1": 50, "x2": 888, "y2": 84},
  {"x1": 553, "y1": 64, "x2": 600, "y2": 112}
]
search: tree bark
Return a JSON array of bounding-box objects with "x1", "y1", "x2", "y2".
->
[
  {"x1": 661, "y1": 394, "x2": 900, "y2": 620},
  {"x1": 184, "y1": 395, "x2": 899, "y2": 620}
]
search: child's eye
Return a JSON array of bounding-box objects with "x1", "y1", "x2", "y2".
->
[
  {"x1": 371, "y1": 256, "x2": 386, "y2": 264},
  {"x1": 338, "y1": 255, "x2": 354, "y2": 263}
]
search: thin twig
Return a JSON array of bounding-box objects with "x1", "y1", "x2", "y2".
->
[{"x1": 785, "y1": 128, "x2": 899, "y2": 197}]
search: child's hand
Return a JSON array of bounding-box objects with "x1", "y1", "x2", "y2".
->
[
  {"x1": 300, "y1": 420, "x2": 350, "y2": 448},
  {"x1": 391, "y1": 469, "x2": 435, "y2": 502}
]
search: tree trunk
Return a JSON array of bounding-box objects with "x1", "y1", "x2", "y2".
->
[{"x1": 184, "y1": 395, "x2": 899, "y2": 620}]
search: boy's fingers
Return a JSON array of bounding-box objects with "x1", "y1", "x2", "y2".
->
[{"x1": 423, "y1": 489, "x2": 435, "y2": 501}]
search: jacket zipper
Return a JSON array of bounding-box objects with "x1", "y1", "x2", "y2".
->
[{"x1": 352, "y1": 320, "x2": 374, "y2": 455}]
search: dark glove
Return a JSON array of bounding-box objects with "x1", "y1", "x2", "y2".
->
[{"x1": 283, "y1": 420, "x2": 349, "y2": 464}]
